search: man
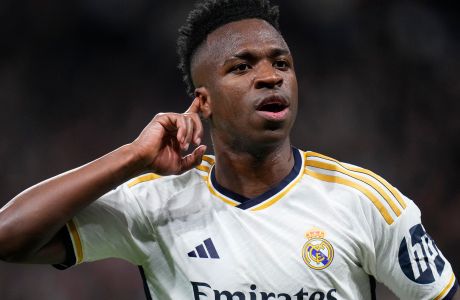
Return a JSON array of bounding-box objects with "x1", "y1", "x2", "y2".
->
[{"x1": 0, "y1": 0, "x2": 458, "y2": 299}]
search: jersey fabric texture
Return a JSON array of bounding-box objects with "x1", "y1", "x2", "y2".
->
[{"x1": 59, "y1": 148, "x2": 458, "y2": 300}]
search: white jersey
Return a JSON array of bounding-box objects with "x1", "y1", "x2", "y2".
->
[{"x1": 62, "y1": 148, "x2": 458, "y2": 299}]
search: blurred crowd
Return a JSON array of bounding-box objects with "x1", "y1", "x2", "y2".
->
[{"x1": 0, "y1": 0, "x2": 458, "y2": 299}]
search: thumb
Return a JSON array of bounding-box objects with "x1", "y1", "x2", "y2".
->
[{"x1": 179, "y1": 145, "x2": 207, "y2": 173}]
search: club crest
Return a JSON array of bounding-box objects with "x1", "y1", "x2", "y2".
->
[{"x1": 302, "y1": 228, "x2": 334, "y2": 270}]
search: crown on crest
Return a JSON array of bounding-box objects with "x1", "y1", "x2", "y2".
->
[{"x1": 305, "y1": 228, "x2": 325, "y2": 240}]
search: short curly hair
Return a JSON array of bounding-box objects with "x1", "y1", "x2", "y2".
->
[{"x1": 177, "y1": 0, "x2": 280, "y2": 97}]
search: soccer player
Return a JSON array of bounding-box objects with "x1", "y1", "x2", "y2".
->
[{"x1": 0, "y1": 0, "x2": 458, "y2": 299}]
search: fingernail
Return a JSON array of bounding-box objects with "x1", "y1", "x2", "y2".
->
[
  {"x1": 185, "y1": 143, "x2": 189, "y2": 150},
  {"x1": 196, "y1": 138, "x2": 201, "y2": 145}
]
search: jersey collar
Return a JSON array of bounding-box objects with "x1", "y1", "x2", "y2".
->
[{"x1": 208, "y1": 148, "x2": 304, "y2": 211}]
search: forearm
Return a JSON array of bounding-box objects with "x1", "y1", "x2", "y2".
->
[
  {"x1": 0, "y1": 101, "x2": 205, "y2": 263},
  {"x1": 0, "y1": 143, "x2": 145, "y2": 261}
]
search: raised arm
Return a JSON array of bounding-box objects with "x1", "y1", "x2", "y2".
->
[{"x1": 0, "y1": 99, "x2": 206, "y2": 264}]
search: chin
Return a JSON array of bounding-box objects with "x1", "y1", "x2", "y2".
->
[{"x1": 253, "y1": 128, "x2": 291, "y2": 146}]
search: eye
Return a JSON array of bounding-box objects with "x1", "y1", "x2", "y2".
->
[
  {"x1": 231, "y1": 63, "x2": 251, "y2": 73},
  {"x1": 273, "y1": 60, "x2": 289, "y2": 69}
]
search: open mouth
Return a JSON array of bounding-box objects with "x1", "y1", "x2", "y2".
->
[
  {"x1": 255, "y1": 95, "x2": 290, "y2": 122},
  {"x1": 256, "y1": 96, "x2": 289, "y2": 112}
]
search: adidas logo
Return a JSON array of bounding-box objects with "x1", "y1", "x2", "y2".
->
[{"x1": 187, "y1": 238, "x2": 220, "y2": 259}]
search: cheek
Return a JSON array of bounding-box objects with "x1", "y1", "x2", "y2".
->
[
  {"x1": 213, "y1": 80, "x2": 250, "y2": 115},
  {"x1": 286, "y1": 71, "x2": 298, "y2": 93},
  {"x1": 285, "y1": 74, "x2": 299, "y2": 107},
  {"x1": 292, "y1": 80, "x2": 299, "y2": 107}
]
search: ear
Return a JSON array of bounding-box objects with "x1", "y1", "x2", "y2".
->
[{"x1": 195, "y1": 87, "x2": 212, "y2": 119}]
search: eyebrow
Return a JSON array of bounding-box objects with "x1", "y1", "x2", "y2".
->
[{"x1": 224, "y1": 47, "x2": 290, "y2": 64}]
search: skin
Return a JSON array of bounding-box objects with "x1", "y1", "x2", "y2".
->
[
  {"x1": 0, "y1": 102, "x2": 206, "y2": 263},
  {"x1": 1, "y1": 17, "x2": 458, "y2": 300},
  {"x1": 0, "y1": 18, "x2": 296, "y2": 263},
  {"x1": 192, "y1": 19, "x2": 298, "y2": 197}
]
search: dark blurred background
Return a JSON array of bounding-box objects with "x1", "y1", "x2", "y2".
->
[{"x1": 0, "y1": 0, "x2": 458, "y2": 299}]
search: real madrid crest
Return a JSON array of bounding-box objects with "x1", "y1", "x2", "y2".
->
[{"x1": 302, "y1": 228, "x2": 334, "y2": 270}]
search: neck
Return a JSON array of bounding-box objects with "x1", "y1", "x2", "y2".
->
[{"x1": 212, "y1": 139, "x2": 294, "y2": 199}]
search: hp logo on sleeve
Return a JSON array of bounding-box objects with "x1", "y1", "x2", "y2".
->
[{"x1": 398, "y1": 224, "x2": 445, "y2": 284}]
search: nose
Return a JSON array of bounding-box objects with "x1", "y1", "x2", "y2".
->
[{"x1": 254, "y1": 62, "x2": 283, "y2": 89}]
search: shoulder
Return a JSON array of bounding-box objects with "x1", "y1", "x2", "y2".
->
[
  {"x1": 124, "y1": 154, "x2": 215, "y2": 196},
  {"x1": 301, "y1": 150, "x2": 409, "y2": 225}
]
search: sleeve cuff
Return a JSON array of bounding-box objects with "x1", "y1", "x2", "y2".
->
[
  {"x1": 443, "y1": 279, "x2": 459, "y2": 300},
  {"x1": 434, "y1": 273, "x2": 458, "y2": 300},
  {"x1": 51, "y1": 223, "x2": 77, "y2": 270}
]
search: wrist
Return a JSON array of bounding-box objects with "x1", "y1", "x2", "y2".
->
[
  {"x1": 123, "y1": 143, "x2": 153, "y2": 175},
  {"x1": 99, "y1": 144, "x2": 149, "y2": 187}
]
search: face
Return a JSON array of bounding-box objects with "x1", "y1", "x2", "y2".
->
[{"x1": 191, "y1": 18, "x2": 298, "y2": 151}]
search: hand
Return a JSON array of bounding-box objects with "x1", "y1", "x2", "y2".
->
[{"x1": 131, "y1": 98, "x2": 207, "y2": 175}]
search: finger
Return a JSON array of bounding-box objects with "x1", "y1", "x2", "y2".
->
[
  {"x1": 179, "y1": 145, "x2": 207, "y2": 172},
  {"x1": 183, "y1": 115, "x2": 194, "y2": 150},
  {"x1": 174, "y1": 115, "x2": 187, "y2": 145},
  {"x1": 187, "y1": 112, "x2": 203, "y2": 145},
  {"x1": 185, "y1": 97, "x2": 201, "y2": 114}
]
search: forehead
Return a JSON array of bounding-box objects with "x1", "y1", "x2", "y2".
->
[{"x1": 192, "y1": 18, "x2": 289, "y2": 68}]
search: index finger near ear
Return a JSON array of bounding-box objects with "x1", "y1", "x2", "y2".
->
[{"x1": 185, "y1": 97, "x2": 201, "y2": 114}]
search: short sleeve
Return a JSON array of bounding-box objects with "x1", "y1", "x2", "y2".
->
[
  {"x1": 63, "y1": 183, "x2": 155, "y2": 267},
  {"x1": 371, "y1": 195, "x2": 458, "y2": 299}
]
